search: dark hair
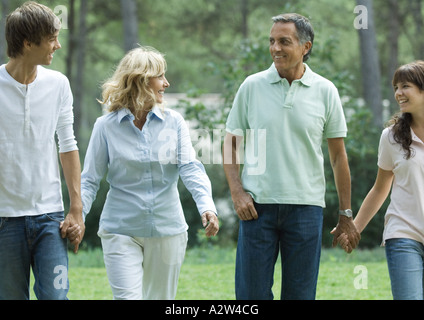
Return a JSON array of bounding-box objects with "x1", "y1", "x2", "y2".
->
[
  {"x1": 6, "y1": 1, "x2": 60, "y2": 58},
  {"x1": 271, "y1": 13, "x2": 314, "y2": 62},
  {"x1": 389, "y1": 60, "x2": 424, "y2": 159}
]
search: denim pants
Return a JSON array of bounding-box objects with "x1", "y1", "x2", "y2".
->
[
  {"x1": 235, "y1": 203, "x2": 323, "y2": 300},
  {"x1": 385, "y1": 238, "x2": 424, "y2": 300},
  {"x1": 0, "y1": 212, "x2": 69, "y2": 300}
]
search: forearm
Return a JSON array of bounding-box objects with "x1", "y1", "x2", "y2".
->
[
  {"x1": 222, "y1": 133, "x2": 244, "y2": 197},
  {"x1": 354, "y1": 189, "x2": 385, "y2": 233},
  {"x1": 223, "y1": 162, "x2": 244, "y2": 197},
  {"x1": 179, "y1": 161, "x2": 217, "y2": 216},
  {"x1": 60, "y1": 150, "x2": 83, "y2": 214},
  {"x1": 354, "y1": 169, "x2": 393, "y2": 233},
  {"x1": 332, "y1": 149, "x2": 352, "y2": 210}
]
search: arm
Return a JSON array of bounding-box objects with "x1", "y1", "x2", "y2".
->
[
  {"x1": 222, "y1": 132, "x2": 258, "y2": 221},
  {"x1": 354, "y1": 168, "x2": 393, "y2": 233},
  {"x1": 179, "y1": 161, "x2": 220, "y2": 237},
  {"x1": 80, "y1": 120, "x2": 109, "y2": 220},
  {"x1": 59, "y1": 150, "x2": 85, "y2": 253},
  {"x1": 327, "y1": 137, "x2": 360, "y2": 252},
  {"x1": 337, "y1": 168, "x2": 393, "y2": 251},
  {"x1": 177, "y1": 116, "x2": 219, "y2": 237}
]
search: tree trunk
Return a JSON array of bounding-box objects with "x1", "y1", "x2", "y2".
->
[
  {"x1": 121, "y1": 0, "x2": 139, "y2": 52},
  {"x1": 386, "y1": 0, "x2": 400, "y2": 114},
  {"x1": 410, "y1": 0, "x2": 424, "y2": 58},
  {"x1": 356, "y1": 0, "x2": 383, "y2": 127},
  {"x1": 72, "y1": 0, "x2": 88, "y2": 142},
  {"x1": 65, "y1": 0, "x2": 76, "y2": 82},
  {"x1": 0, "y1": 0, "x2": 9, "y2": 64},
  {"x1": 241, "y1": 0, "x2": 249, "y2": 39}
]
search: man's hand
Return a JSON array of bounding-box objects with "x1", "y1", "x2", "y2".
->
[
  {"x1": 202, "y1": 211, "x2": 219, "y2": 237},
  {"x1": 60, "y1": 207, "x2": 85, "y2": 253},
  {"x1": 331, "y1": 216, "x2": 360, "y2": 253},
  {"x1": 231, "y1": 190, "x2": 258, "y2": 221}
]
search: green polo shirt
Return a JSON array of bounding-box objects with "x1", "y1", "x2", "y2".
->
[{"x1": 225, "y1": 63, "x2": 347, "y2": 208}]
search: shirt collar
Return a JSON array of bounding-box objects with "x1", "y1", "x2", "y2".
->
[
  {"x1": 267, "y1": 63, "x2": 314, "y2": 87},
  {"x1": 117, "y1": 105, "x2": 165, "y2": 123},
  {"x1": 411, "y1": 128, "x2": 424, "y2": 144}
]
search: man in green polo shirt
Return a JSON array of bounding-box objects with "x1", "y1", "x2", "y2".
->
[{"x1": 223, "y1": 13, "x2": 360, "y2": 300}]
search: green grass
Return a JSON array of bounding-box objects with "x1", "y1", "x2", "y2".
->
[{"x1": 31, "y1": 247, "x2": 392, "y2": 300}]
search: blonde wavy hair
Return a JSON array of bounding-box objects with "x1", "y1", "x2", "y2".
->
[{"x1": 99, "y1": 46, "x2": 167, "y2": 118}]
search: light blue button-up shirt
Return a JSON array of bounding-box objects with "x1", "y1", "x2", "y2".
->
[{"x1": 81, "y1": 106, "x2": 216, "y2": 238}]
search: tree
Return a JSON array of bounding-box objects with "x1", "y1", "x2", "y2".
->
[
  {"x1": 121, "y1": 0, "x2": 139, "y2": 52},
  {"x1": 385, "y1": 0, "x2": 400, "y2": 114},
  {"x1": 0, "y1": 0, "x2": 9, "y2": 64},
  {"x1": 72, "y1": 0, "x2": 87, "y2": 142},
  {"x1": 356, "y1": 0, "x2": 383, "y2": 127}
]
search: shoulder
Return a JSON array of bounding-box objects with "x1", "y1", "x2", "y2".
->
[
  {"x1": 307, "y1": 68, "x2": 338, "y2": 92},
  {"x1": 38, "y1": 66, "x2": 68, "y2": 82},
  {"x1": 382, "y1": 126, "x2": 394, "y2": 140},
  {"x1": 160, "y1": 108, "x2": 192, "y2": 133},
  {"x1": 379, "y1": 126, "x2": 397, "y2": 148},
  {"x1": 242, "y1": 68, "x2": 272, "y2": 89},
  {"x1": 94, "y1": 111, "x2": 118, "y2": 128},
  {"x1": 245, "y1": 69, "x2": 270, "y2": 82},
  {"x1": 37, "y1": 66, "x2": 71, "y2": 91},
  {"x1": 162, "y1": 107, "x2": 185, "y2": 122},
  {"x1": 234, "y1": 69, "x2": 272, "y2": 101}
]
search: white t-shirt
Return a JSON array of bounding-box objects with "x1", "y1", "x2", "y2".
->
[
  {"x1": 378, "y1": 127, "x2": 424, "y2": 244},
  {"x1": 0, "y1": 65, "x2": 78, "y2": 217}
]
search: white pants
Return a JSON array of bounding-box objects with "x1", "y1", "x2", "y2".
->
[{"x1": 98, "y1": 229, "x2": 188, "y2": 300}]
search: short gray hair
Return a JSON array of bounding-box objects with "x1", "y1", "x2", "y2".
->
[{"x1": 271, "y1": 13, "x2": 314, "y2": 62}]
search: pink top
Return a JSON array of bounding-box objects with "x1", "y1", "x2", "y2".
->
[{"x1": 378, "y1": 127, "x2": 424, "y2": 245}]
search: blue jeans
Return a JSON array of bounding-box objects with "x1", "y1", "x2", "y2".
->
[
  {"x1": 0, "y1": 212, "x2": 69, "y2": 300},
  {"x1": 235, "y1": 203, "x2": 323, "y2": 300},
  {"x1": 385, "y1": 238, "x2": 424, "y2": 300}
]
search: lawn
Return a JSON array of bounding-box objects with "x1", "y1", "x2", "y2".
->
[{"x1": 31, "y1": 247, "x2": 392, "y2": 300}]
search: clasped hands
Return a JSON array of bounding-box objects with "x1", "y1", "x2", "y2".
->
[
  {"x1": 331, "y1": 216, "x2": 361, "y2": 253},
  {"x1": 58, "y1": 210, "x2": 218, "y2": 254},
  {"x1": 60, "y1": 208, "x2": 85, "y2": 254}
]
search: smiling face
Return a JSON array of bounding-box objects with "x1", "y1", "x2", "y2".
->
[
  {"x1": 394, "y1": 81, "x2": 424, "y2": 115},
  {"x1": 148, "y1": 74, "x2": 170, "y2": 105},
  {"x1": 25, "y1": 30, "x2": 61, "y2": 66},
  {"x1": 269, "y1": 22, "x2": 311, "y2": 80}
]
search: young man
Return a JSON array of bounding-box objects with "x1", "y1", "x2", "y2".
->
[
  {"x1": 0, "y1": 2, "x2": 84, "y2": 300},
  {"x1": 223, "y1": 13, "x2": 360, "y2": 300}
]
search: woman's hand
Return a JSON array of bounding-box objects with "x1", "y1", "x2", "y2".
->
[{"x1": 201, "y1": 211, "x2": 219, "y2": 237}]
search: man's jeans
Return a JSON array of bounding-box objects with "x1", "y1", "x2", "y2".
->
[
  {"x1": 385, "y1": 238, "x2": 424, "y2": 300},
  {"x1": 0, "y1": 212, "x2": 69, "y2": 300},
  {"x1": 235, "y1": 203, "x2": 323, "y2": 300}
]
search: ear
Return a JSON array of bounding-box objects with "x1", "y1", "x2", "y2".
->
[
  {"x1": 23, "y1": 39, "x2": 33, "y2": 51},
  {"x1": 303, "y1": 41, "x2": 312, "y2": 56}
]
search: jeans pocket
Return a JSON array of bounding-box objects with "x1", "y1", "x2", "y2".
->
[
  {"x1": 0, "y1": 217, "x2": 5, "y2": 231},
  {"x1": 44, "y1": 212, "x2": 65, "y2": 223}
]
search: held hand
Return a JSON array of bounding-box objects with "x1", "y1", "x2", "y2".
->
[
  {"x1": 336, "y1": 233, "x2": 351, "y2": 252},
  {"x1": 60, "y1": 207, "x2": 85, "y2": 253},
  {"x1": 331, "y1": 216, "x2": 360, "y2": 253},
  {"x1": 232, "y1": 191, "x2": 258, "y2": 221},
  {"x1": 202, "y1": 211, "x2": 219, "y2": 237}
]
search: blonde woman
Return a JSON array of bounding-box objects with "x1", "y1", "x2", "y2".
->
[{"x1": 81, "y1": 46, "x2": 219, "y2": 300}]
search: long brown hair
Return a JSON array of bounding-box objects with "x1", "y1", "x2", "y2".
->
[{"x1": 389, "y1": 60, "x2": 424, "y2": 159}]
